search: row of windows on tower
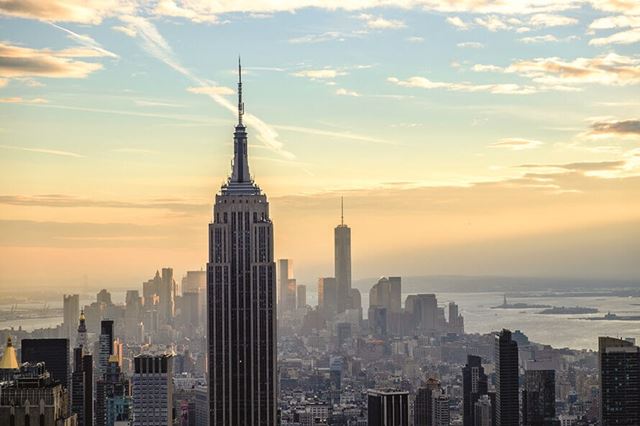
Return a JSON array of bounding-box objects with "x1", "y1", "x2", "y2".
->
[{"x1": 215, "y1": 211, "x2": 266, "y2": 224}]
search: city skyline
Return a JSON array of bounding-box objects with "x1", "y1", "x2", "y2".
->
[{"x1": 1, "y1": 1, "x2": 639, "y2": 287}]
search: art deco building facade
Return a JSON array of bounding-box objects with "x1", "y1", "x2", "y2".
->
[
  {"x1": 0, "y1": 363, "x2": 76, "y2": 426},
  {"x1": 207, "y1": 60, "x2": 277, "y2": 425}
]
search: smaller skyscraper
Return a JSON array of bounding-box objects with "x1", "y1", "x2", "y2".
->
[
  {"x1": 77, "y1": 309, "x2": 88, "y2": 348},
  {"x1": 278, "y1": 259, "x2": 296, "y2": 312},
  {"x1": 132, "y1": 354, "x2": 173, "y2": 426},
  {"x1": 368, "y1": 389, "x2": 409, "y2": 426},
  {"x1": 405, "y1": 294, "x2": 438, "y2": 334},
  {"x1": 463, "y1": 355, "x2": 488, "y2": 426},
  {"x1": 72, "y1": 346, "x2": 93, "y2": 426},
  {"x1": 495, "y1": 329, "x2": 519, "y2": 426},
  {"x1": 414, "y1": 378, "x2": 441, "y2": 426},
  {"x1": 160, "y1": 267, "x2": 176, "y2": 323},
  {"x1": 431, "y1": 388, "x2": 450, "y2": 426},
  {"x1": 96, "y1": 355, "x2": 131, "y2": 426},
  {"x1": 474, "y1": 395, "x2": 493, "y2": 426},
  {"x1": 334, "y1": 197, "x2": 352, "y2": 314},
  {"x1": 98, "y1": 320, "x2": 114, "y2": 377},
  {"x1": 522, "y1": 369, "x2": 556, "y2": 426},
  {"x1": 21, "y1": 338, "x2": 70, "y2": 390},
  {"x1": 599, "y1": 336, "x2": 640, "y2": 425},
  {"x1": 297, "y1": 284, "x2": 307, "y2": 308},
  {"x1": 63, "y1": 294, "x2": 80, "y2": 343},
  {"x1": 318, "y1": 277, "x2": 338, "y2": 317}
]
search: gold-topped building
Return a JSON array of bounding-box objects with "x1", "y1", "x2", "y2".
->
[{"x1": 0, "y1": 336, "x2": 19, "y2": 370}]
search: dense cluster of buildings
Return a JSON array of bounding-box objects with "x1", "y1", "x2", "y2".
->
[{"x1": 1, "y1": 63, "x2": 639, "y2": 426}]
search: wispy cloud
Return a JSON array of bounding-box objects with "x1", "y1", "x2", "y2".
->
[
  {"x1": 273, "y1": 124, "x2": 395, "y2": 145},
  {"x1": 585, "y1": 118, "x2": 640, "y2": 138},
  {"x1": 48, "y1": 22, "x2": 118, "y2": 58},
  {"x1": 112, "y1": 25, "x2": 137, "y2": 37},
  {"x1": 0, "y1": 97, "x2": 48, "y2": 104},
  {"x1": 0, "y1": 144, "x2": 84, "y2": 158},
  {"x1": 388, "y1": 76, "x2": 537, "y2": 95},
  {"x1": 289, "y1": 32, "x2": 349, "y2": 44},
  {"x1": 506, "y1": 53, "x2": 640, "y2": 86},
  {"x1": 469, "y1": 53, "x2": 640, "y2": 87},
  {"x1": 489, "y1": 138, "x2": 544, "y2": 150},
  {"x1": 519, "y1": 34, "x2": 559, "y2": 43},
  {"x1": 406, "y1": 36, "x2": 424, "y2": 43},
  {"x1": 292, "y1": 69, "x2": 347, "y2": 80},
  {"x1": 589, "y1": 15, "x2": 640, "y2": 30},
  {"x1": 357, "y1": 13, "x2": 405, "y2": 30},
  {"x1": 457, "y1": 41, "x2": 484, "y2": 48},
  {"x1": 133, "y1": 99, "x2": 183, "y2": 108},
  {"x1": 447, "y1": 16, "x2": 470, "y2": 30},
  {"x1": 0, "y1": 194, "x2": 206, "y2": 213},
  {"x1": 0, "y1": 42, "x2": 103, "y2": 79},
  {"x1": 187, "y1": 86, "x2": 234, "y2": 96},
  {"x1": 336, "y1": 88, "x2": 360, "y2": 97},
  {"x1": 528, "y1": 13, "x2": 577, "y2": 27},
  {"x1": 589, "y1": 28, "x2": 640, "y2": 46},
  {"x1": 0, "y1": 0, "x2": 132, "y2": 24}
]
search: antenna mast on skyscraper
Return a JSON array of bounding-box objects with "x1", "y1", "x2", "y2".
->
[
  {"x1": 341, "y1": 196, "x2": 344, "y2": 226},
  {"x1": 238, "y1": 56, "x2": 244, "y2": 125}
]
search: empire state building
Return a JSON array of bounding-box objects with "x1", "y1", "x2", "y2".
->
[{"x1": 207, "y1": 60, "x2": 277, "y2": 425}]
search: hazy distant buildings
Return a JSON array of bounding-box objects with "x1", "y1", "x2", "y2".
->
[
  {"x1": 599, "y1": 336, "x2": 640, "y2": 425},
  {"x1": 369, "y1": 277, "x2": 401, "y2": 313},
  {"x1": 160, "y1": 267, "x2": 176, "y2": 323},
  {"x1": 474, "y1": 395, "x2": 493, "y2": 426},
  {"x1": 278, "y1": 259, "x2": 296, "y2": 312},
  {"x1": 522, "y1": 369, "x2": 556, "y2": 426},
  {"x1": 21, "y1": 338, "x2": 70, "y2": 390},
  {"x1": 0, "y1": 362, "x2": 75, "y2": 426},
  {"x1": 132, "y1": 354, "x2": 173, "y2": 426},
  {"x1": 495, "y1": 329, "x2": 519, "y2": 426},
  {"x1": 63, "y1": 294, "x2": 80, "y2": 344},
  {"x1": 369, "y1": 277, "x2": 402, "y2": 335},
  {"x1": 182, "y1": 270, "x2": 206, "y2": 325},
  {"x1": 414, "y1": 378, "x2": 442, "y2": 426},
  {"x1": 448, "y1": 302, "x2": 464, "y2": 335},
  {"x1": 368, "y1": 389, "x2": 409, "y2": 426},
  {"x1": 318, "y1": 277, "x2": 338, "y2": 317},
  {"x1": 297, "y1": 284, "x2": 307, "y2": 308},
  {"x1": 432, "y1": 388, "x2": 450, "y2": 426},
  {"x1": 207, "y1": 61, "x2": 277, "y2": 425},
  {"x1": 463, "y1": 355, "x2": 488, "y2": 426},
  {"x1": 405, "y1": 294, "x2": 438, "y2": 334}
]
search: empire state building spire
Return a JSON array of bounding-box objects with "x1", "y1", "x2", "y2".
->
[{"x1": 229, "y1": 57, "x2": 251, "y2": 186}]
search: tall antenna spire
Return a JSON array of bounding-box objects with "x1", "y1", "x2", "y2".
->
[
  {"x1": 341, "y1": 196, "x2": 344, "y2": 226},
  {"x1": 238, "y1": 56, "x2": 244, "y2": 126}
]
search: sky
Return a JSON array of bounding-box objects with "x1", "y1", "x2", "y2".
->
[{"x1": 0, "y1": 0, "x2": 639, "y2": 291}]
